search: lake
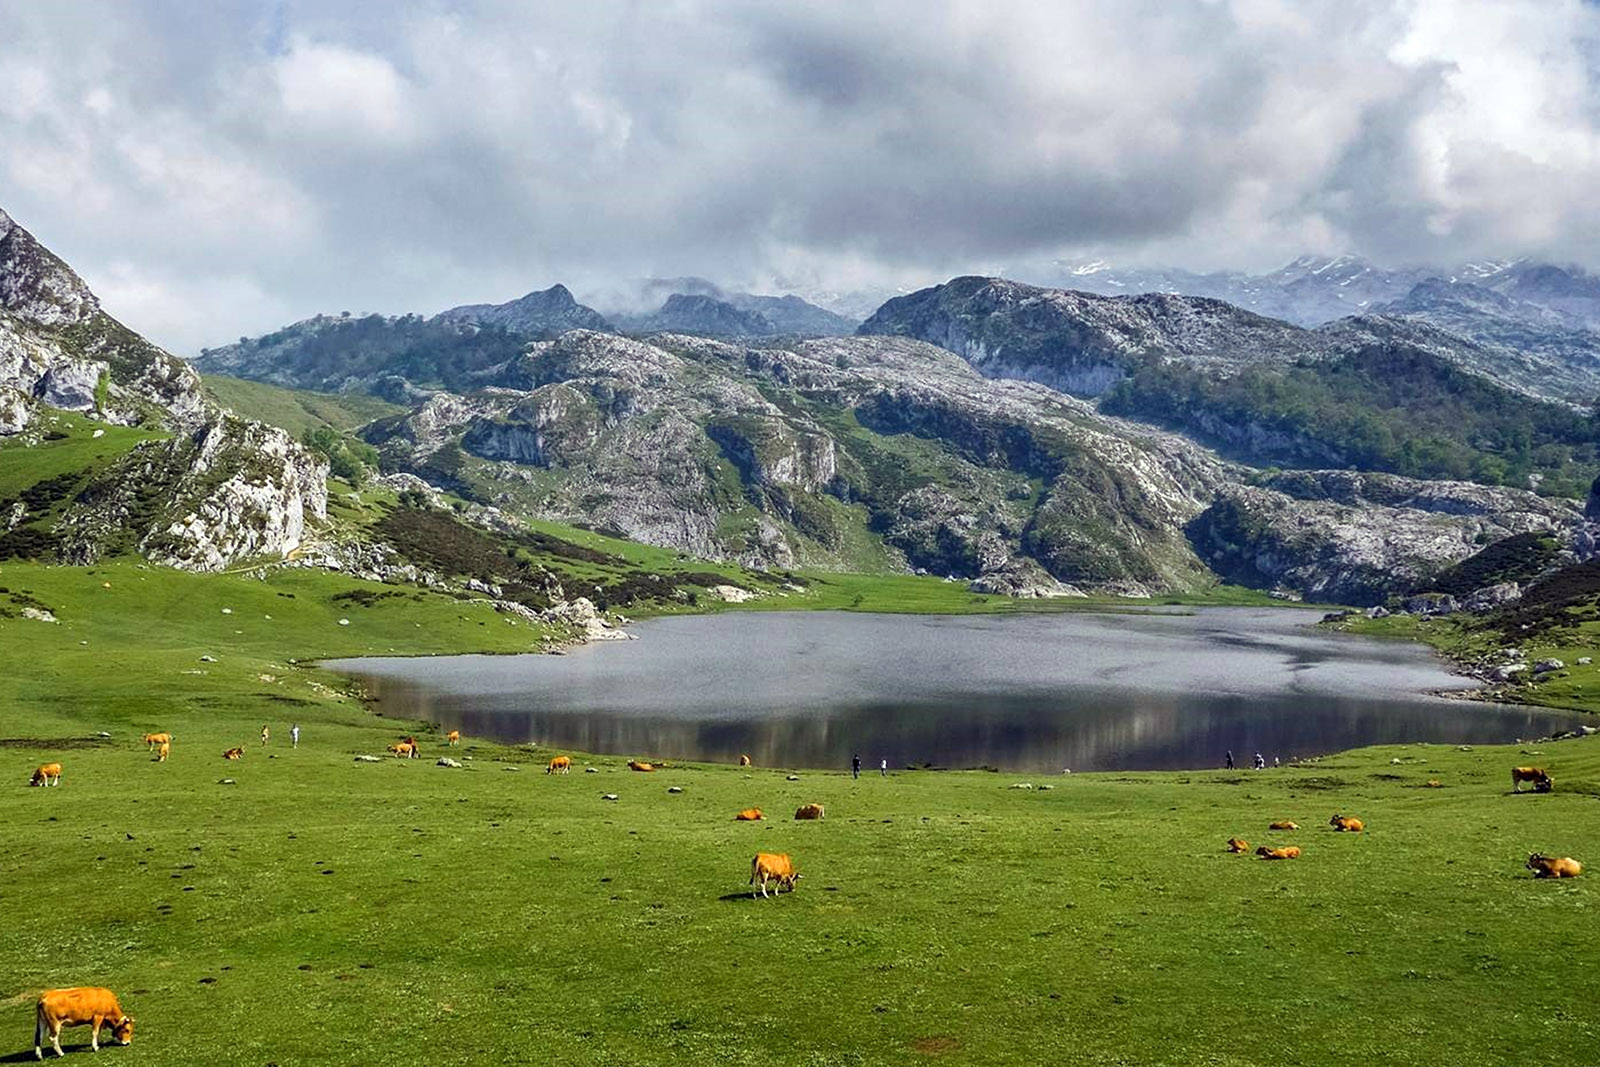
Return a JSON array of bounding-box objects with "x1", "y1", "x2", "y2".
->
[{"x1": 325, "y1": 607, "x2": 1580, "y2": 773}]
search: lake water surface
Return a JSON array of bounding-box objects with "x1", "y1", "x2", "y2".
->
[{"x1": 326, "y1": 608, "x2": 1580, "y2": 772}]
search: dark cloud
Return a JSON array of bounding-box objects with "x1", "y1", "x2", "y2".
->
[{"x1": 2, "y1": 0, "x2": 1597, "y2": 352}]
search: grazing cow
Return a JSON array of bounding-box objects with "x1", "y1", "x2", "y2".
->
[
  {"x1": 628, "y1": 760, "x2": 655, "y2": 772},
  {"x1": 1329, "y1": 814, "x2": 1364, "y2": 833},
  {"x1": 794, "y1": 803, "x2": 825, "y2": 820},
  {"x1": 1227, "y1": 837, "x2": 1250, "y2": 853},
  {"x1": 1256, "y1": 846, "x2": 1301, "y2": 860},
  {"x1": 547, "y1": 755, "x2": 571, "y2": 774},
  {"x1": 156, "y1": 741, "x2": 170, "y2": 763},
  {"x1": 735, "y1": 808, "x2": 765, "y2": 821},
  {"x1": 1512, "y1": 767, "x2": 1552, "y2": 793},
  {"x1": 1268, "y1": 821, "x2": 1298, "y2": 831},
  {"x1": 446, "y1": 731, "x2": 461, "y2": 747},
  {"x1": 29, "y1": 763, "x2": 62, "y2": 787},
  {"x1": 387, "y1": 742, "x2": 417, "y2": 759},
  {"x1": 750, "y1": 852, "x2": 800, "y2": 897},
  {"x1": 35, "y1": 987, "x2": 133, "y2": 1059},
  {"x1": 402, "y1": 736, "x2": 421, "y2": 758},
  {"x1": 222, "y1": 747, "x2": 244, "y2": 760},
  {"x1": 1527, "y1": 853, "x2": 1582, "y2": 879},
  {"x1": 738, "y1": 754, "x2": 751, "y2": 766},
  {"x1": 142, "y1": 733, "x2": 171, "y2": 751}
]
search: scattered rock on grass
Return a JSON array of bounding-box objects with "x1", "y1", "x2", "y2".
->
[
  {"x1": 353, "y1": 755, "x2": 381, "y2": 763},
  {"x1": 437, "y1": 758, "x2": 461, "y2": 768}
]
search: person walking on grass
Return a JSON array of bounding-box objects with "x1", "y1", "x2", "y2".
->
[
  {"x1": 291, "y1": 724, "x2": 300, "y2": 748},
  {"x1": 1225, "y1": 750, "x2": 1235, "y2": 770},
  {"x1": 852, "y1": 753, "x2": 861, "y2": 780},
  {"x1": 880, "y1": 758, "x2": 888, "y2": 778}
]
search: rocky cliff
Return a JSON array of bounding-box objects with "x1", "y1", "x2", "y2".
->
[{"x1": 0, "y1": 206, "x2": 327, "y2": 572}]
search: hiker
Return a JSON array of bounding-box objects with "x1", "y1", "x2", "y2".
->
[
  {"x1": 880, "y1": 758, "x2": 887, "y2": 778},
  {"x1": 291, "y1": 724, "x2": 300, "y2": 748},
  {"x1": 852, "y1": 753, "x2": 861, "y2": 780},
  {"x1": 1225, "y1": 750, "x2": 1235, "y2": 770}
]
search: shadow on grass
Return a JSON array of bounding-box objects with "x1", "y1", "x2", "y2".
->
[
  {"x1": 1, "y1": 1043, "x2": 126, "y2": 1063},
  {"x1": 717, "y1": 891, "x2": 758, "y2": 903}
]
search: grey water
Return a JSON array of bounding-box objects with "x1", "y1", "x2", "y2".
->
[{"x1": 325, "y1": 607, "x2": 1582, "y2": 773}]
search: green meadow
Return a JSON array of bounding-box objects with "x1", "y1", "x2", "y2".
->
[{"x1": 1, "y1": 561, "x2": 1597, "y2": 1064}]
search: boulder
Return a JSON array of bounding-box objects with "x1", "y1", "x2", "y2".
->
[
  {"x1": 1533, "y1": 658, "x2": 1566, "y2": 674},
  {"x1": 1462, "y1": 582, "x2": 1522, "y2": 612},
  {"x1": 436, "y1": 758, "x2": 461, "y2": 768}
]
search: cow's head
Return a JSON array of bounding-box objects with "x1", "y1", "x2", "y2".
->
[
  {"x1": 1527, "y1": 853, "x2": 1547, "y2": 870},
  {"x1": 112, "y1": 1016, "x2": 134, "y2": 1045},
  {"x1": 1535, "y1": 777, "x2": 1554, "y2": 793}
]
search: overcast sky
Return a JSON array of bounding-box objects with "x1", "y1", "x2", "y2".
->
[{"x1": 5, "y1": 0, "x2": 1600, "y2": 353}]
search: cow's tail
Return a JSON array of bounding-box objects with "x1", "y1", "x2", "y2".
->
[{"x1": 35, "y1": 998, "x2": 45, "y2": 1055}]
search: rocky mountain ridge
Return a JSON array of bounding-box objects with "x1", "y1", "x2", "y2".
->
[{"x1": 1, "y1": 207, "x2": 326, "y2": 572}]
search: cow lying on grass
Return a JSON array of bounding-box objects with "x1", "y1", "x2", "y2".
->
[
  {"x1": 795, "y1": 803, "x2": 825, "y2": 820},
  {"x1": 1527, "y1": 853, "x2": 1582, "y2": 878},
  {"x1": 1227, "y1": 837, "x2": 1250, "y2": 853},
  {"x1": 35, "y1": 987, "x2": 133, "y2": 1059},
  {"x1": 1268, "y1": 821, "x2": 1298, "y2": 831},
  {"x1": 1512, "y1": 767, "x2": 1552, "y2": 793},
  {"x1": 29, "y1": 763, "x2": 62, "y2": 787},
  {"x1": 1329, "y1": 814, "x2": 1364, "y2": 832},
  {"x1": 750, "y1": 852, "x2": 800, "y2": 897},
  {"x1": 628, "y1": 760, "x2": 655, "y2": 772},
  {"x1": 735, "y1": 808, "x2": 765, "y2": 821},
  {"x1": 222, "y1": 748, "x2": 244, "y2": 761},
  {"x1": 1256, "y1": 846, "x2": 1301, "y2": 860}
]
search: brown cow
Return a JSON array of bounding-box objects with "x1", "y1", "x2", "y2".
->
[
  {"x1": 29, "y1": 763, "x2": 62, "y2": 787},
  {"x1": 446, "y1": 731, "x2": 461, "y2": 747},
  {"x1": 1329, "y1": 814, "x2": 1364, "y2": 833},
  {"x1": 547, "y1": 755, "x2": 571, "y2": 774},
  {"x1": 735, "y1": 808, "x2": 765, "y2": 821},
  {"x1": 628, "y1": 760, "x2": 655, "y2": 772},
  {"x1": 1227, "y1": 837, "x2": 1250, "y2": 853},
  {"x1": 1268, "y1": 820, "x2": 1299, "y2": 831},
  {"x1": 156, "y1": 741, "x2": 170, "y2": 763},
  {"x1": 387, "y1": 742, "x2": 417, "y2": 759},
  {"x1": 794, "y1": 803, "x2": 825, "y2": 820},
  {"x1": 142, "y1": 732, "x2": 171, "y2": 751},
  {"x1": 750, "y1": 852, "x2": 800, "y2": 897},
  {"x1": 35, "y1": 987, "x2": 133, "y2": 1058},
  {"x1": 222, "y1": 747, "x2": 244, "y2": 761},
  {"x1": 738, "y1": 754, "x2": 751, "y2": 766},
  {"x1": 1527, "y1": 853, "x2": 1582, "y2": 878},
  {"x1": 1256, "y1": 846, "x2": 1301, "y2": 860},
  {"x1": 1512, "y1": 767, "x2": 1552, "y2": 793}
]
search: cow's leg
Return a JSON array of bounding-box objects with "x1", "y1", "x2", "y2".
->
[
  {"x1": 92, "y1": 1015, "x2": 104, "y2": 1051},
  {"x1": 51, "y1": 1021, "x2": 64, "y2": 1057}
]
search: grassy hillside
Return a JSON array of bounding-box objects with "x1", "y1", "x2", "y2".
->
[
  {"x1": 202, "y1": 374, "x2": 404, "y2": 438},
  {"x1": 1, "y1": 561, "x2": 1597, "y2": 1064},
  {"x1": 1102, "y1": 342, "x2": 1600, "y2": 496}
]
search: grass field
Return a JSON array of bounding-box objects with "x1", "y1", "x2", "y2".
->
[{"x1": 3, "y1": 561, "x2": 1599, "y2": 1064}]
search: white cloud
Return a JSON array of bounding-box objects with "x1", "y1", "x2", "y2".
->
[{"x1": 2, "y1": 0, "x2": 1600, "y2": 352}]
